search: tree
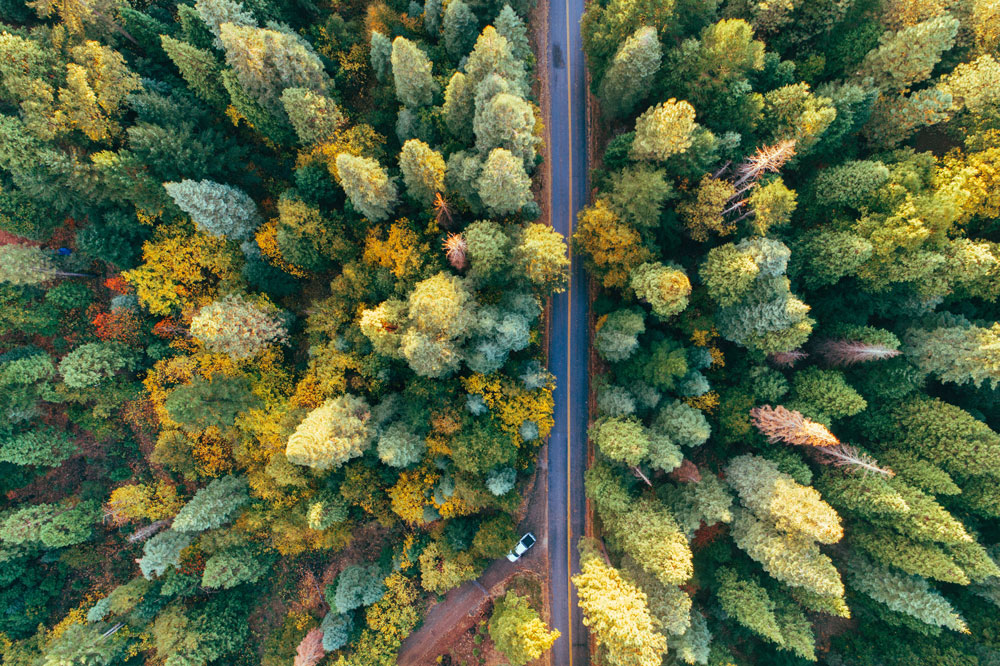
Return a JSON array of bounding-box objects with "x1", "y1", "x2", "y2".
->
[
  {"x1": 590, "y1": 417, "x2": 649, "y2": 466},
  {"x1": 194, "y1": 0, "x2": 255, "y2": 49},
  {"x1": 398, "y1": 139, "x2": 446, "y2": 205},
  {"x1": 854, "y1": 15, "x2": 960, "y2": 92},
  {"x1": 630, "y1": 99, "x2": 698, "y2": 161},
  {"x1": 0, "y1": 501, "x2": 96, "y2": 548},
  {"x1": 613, "y1": 497, "x2": 693, "y2": 585},
  {"x1": 573, "y1": 200, "x2": 652, "y2": 289},
  {"x1": 140, "y1": 529, "x2": 193, "y2": 578},
  {"x1": 465, "y1": 26, "x2": 526, "y2": 95},
  {"x1": 464, "y1": 219, "x2": 512, "y2": 282},
  {"x1": 606, "y1": 165, "x2": 673, "y2": 229},
  {"x1": 594, "y1": 308, "x2": 645, "y2": 361},
  {"x1": 905, "y1": 321, "x2": 1000, "y2": 389},
  {"x1": 512, "y1": 223, "x2": 569, "y2": 293},
  {"x1": 599, "y1": 26, "x2": 661, "y2": 119},
  {"x1": 747, "y1": 178, "x2": 797, "y2": 235},
  {"x1": 319, "y1": 612, "x2": 353, "y2": 651},
  {"x1": 202, "y1": 547, "x2": 269, "y2": 588},
  {"x1": 488, "y1": 591, "x2": 560, "y2": 666},
  {"x1": 190, "y1": 294, "x2": 288, "y2": 360},
  {"x1": 677, "y1": 175, "x2": 736, "y2": 242},
  {"x1": 0, "y1": 245, "x2": 58, "y2": 285},
  {"x1": 419, "y1": 540, "x2": 479, "y2": 593},
  {"x1": 164, "y1": 376, "x2": 260, "y2": 433},
  {"x1": 163, "y1": 179, "x2": 263, "y2": 241},
  {"x1": 424, "y1": 0, "x2": 442, "y2": 35},
  {"x1": 281, "y1": 88, "x2": 346, "y2": 144},
  {"x1": 572, "y1": 538, "x2": 667, "y2": 666},
  {"x1": 286, "y1": 394, "x2": 375, "y2": 470},
  {"x1": 335, "y1": 153, "x2": 399, "y2": 221},
  {"x1": 370, "y1": 31, "x2": 392, "y2": 83},
  {"x1": 443, "y1": 71, "x2": 475, "y2": 141},
  {"x1": 474, "y1": 90, "x2": 538, "y2": 168},
  {"x1": 391, "y1": 37, "x2": 436, "y2": 107},
  {"x1": 581, "y1": 0, "x2": 676, "y2": 88},
  {"x1": 629, "y1": 262, "x2": 690, "y2": 318},
  {"x1": 172, "y1": 475, "x2": 250, "y2": 533},
  {"x1": 295, "y1": 628, "x2": 326, "y2": 666},
  {"x1": 218, "y1": 23, "x2": 332, "y2": 114},
  {"x1": 0, "y1": 427, "x2": 76, "y2": 467},
  {"x1": 160, "y1": 35, "x2": 228, "y2": 109},
  {"x1": 715, "y1": 568, "x2": 784, "y2": 647},
  {"x1": 477, "y1": 148, "x2": 532, "y2": 215},
  {"x1": 443, "y1": 0, "x2": 478, "y2": 60},
  {"x1": 59, "y1": 342, "x2": 130, "y2": 388},
  {"x1": 376, "y1": 422, "x2": 426, "y2": 468},
  {"x1": 329, "y1": 563, "x2": 385, "y2": 613},
  {"x1": 495, "y1": 5, "x2": 531, "y2": 62}
]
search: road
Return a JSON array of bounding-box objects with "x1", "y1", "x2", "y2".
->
[{"x1": 545, "y1": 0, "x2": 589, "y2": 659}]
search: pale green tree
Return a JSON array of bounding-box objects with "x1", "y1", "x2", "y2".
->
[
  {"x1": 391, "y1": 37, "x2": 437, "y2": 107},
  {"x1": 335, "y1": 153, "x2": 399, "y2": 221},
  {"x1": 286, "y1": 394, "x2": 375, "y2": 470},
  {"x1": 398, "y1": 138, "x2": 446, "y2": 205},
  {"x1": 281, "y1": 87, "x2": 346, "y2": 145},
  {"x1": 599, "y1": 26, "x2": 661, "y2": 119},
  {"x1": 163, "y1": 179, "x2": 262, "y2": 241},
  {"x1": 190, "y1": 294, "x2": 288, "y2": 360},
  {"x1": 630, "y1": 99, "x2": 698, "y2": 161},
  {"x1": 477, "y1": 148, "x2": 532, "y2": 215}
]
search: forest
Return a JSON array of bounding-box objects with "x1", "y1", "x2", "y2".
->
[
  {"x1": 0, "y1": 0, "x2": 567, "y2": 662},
  {"x1": 575, "y1": 0, "x2": 1000, "y2": 664}
]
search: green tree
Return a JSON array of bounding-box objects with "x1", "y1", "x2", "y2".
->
[
  {"x1": 320, "y1": 612, "x2": 353, "y2": 651},
  {"x1": 160, "y1": 35, "x2": 228, "y2": 108},
  {"x1": 163, "y1": 179, "x2": 263, "y2": 241},
  {"x1": 281, "y1": 87, "x2": 346, "y2": 145},
  {"x1": 629, "y1": 261, "x2": 690, "y2": 318},
  {"x1": 581, "y1": 0, "x2": 676, "y2": 88},
  {"x1": 172, "y1": 475, "x2": 250, "y2": 532},
  {"x1": 201, "y1": 546, "x2": 269, "y2": 589},
  {"x1": 474, "y1": 91, "x2": 538, "y2": 167},
  {"x1": 443, "y1": 71, "x2": 475, "y2": 141},
  {"x1": 0, "y1": 245, "x2": 58, "y2": 285},
  {"x1": 335, "y1": 153, "x2": 399, "y2": 221},
  {"x1": 905, "y1": 321, "x2": 1000, "y2": 389},
  {"x1": 590, "y1": 416, "x2": 650, "y2": 466},
  {"x1": 488, "y1": 591, "x2": 560, "y2": 666},
  {"x1": 329, "y1": 563, "x2": 385, "y2": 612},
  {"x1": 477, "y1": 148, "x2": 532, "y2": 215},
  {"x1": 391, "y1": 37, "x2": 437, "y2": 107},
  {"x1": 854, "y1": 14, "x2": 960, "y2": 92},
  {"x1": 594, "y1": 308, "x2": 645, "y2": 361},
  {"x1": 194, "y1": 0, "x2": 255, "y2": 49},
  {"x1": 164, "y1": 376, "x2": 260, "y2": 433},
  {"x1": 630, "y1": 99, "x2": 698, "y2": 161},
  {"x1": 218, "y1": 23, "x2": 332, "y2": 115},
  {"x1": 398, "y1": 139, "x2": 446, "y2": 205},
  {"x1": 370, "y1": 31, "x2": 392, "y2": 84},
  {"x1": 140, "y1": 529, "x2": 193, "y2": 579},
  {"x1": 376, "y1": 422, "x2": 426, "y2": 468},
  {"x1": 599, "y1": 26, "x2": 661, "y2": 119},
  {"x1": 0, "y1": 501, "x2": 96, "y2": 548},
  {"x1": 190, "y1": 294, "x2": 287, "y2": 360},
  {"x1": 606, "y1": 165, "x2": 673, "y2": 229},
  {"x1": 443, "y1": 0, "x2": 478, "y2": 60},
  {"x1": 495, "y1": 4, "x2": 531, "y2": 62},
  {"x1": 0, "y1": 427, "x2": 76, "y2": 467},
  {"x1": 58, "y1": 342, "x2": 130, "y2": 389},
  {"x1": 465, "y1": 219, "x2": 511, "y2": 282},
  {"x1": 424, "y1": 0, "x2": 442, "y2": 35},
  {"x1": 287, "y1": 394, "x2": 375, "y2": 470}
]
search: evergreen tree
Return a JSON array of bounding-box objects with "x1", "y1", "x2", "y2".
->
[
  {"x1": 172, "y1": 475, "x2": 250, "y2": 532},
  {"x1": 190, "y1": 294, "x2": 288, "y2": 360},
  {"x1": 0, "y1": 427, "x2": 76, "y2": 467},
  {"x1": 443, "y1": 0, "x2": 478, "y2": 60},
  {"x1": 160, "y1": 35, "x2": 229, "y2": 108},
  {"x1": 398, "y1": 138, "x2": 446, "y2": 205},
  {"x1": 330, "y1": 563, "x2": 386, "y2": 612},
  {"x1": 473, "y1": 91, "x2": 538, "y2": 167},
  {"x1": 0, "y1": 500, "x2": 96, "y2": 548},
  {"x1": 370, "y1": 31, "x2": 392, "y2": 84},
  {"x1": 495, "y1": 5, "x2": 531, "y2": 63},
  {"x1": 629, "y1": 261, "x2": 690, "y2": 318},
  {"x1": 286, "y1": 394, "x2": 375, "y2": 470},
  {"x1": 477, "y1": 147, "x2": 532, "y2": 215},
  {"x1": 376, "y1": 422, "x2": 426, "y2": 468},
  {"x1": 391, "y1": 37, "x2": 437, "y2": 107},
  {"x1": 201, "y1": 546, "x2": 269, "y2": 588},
  {"x1": 0, "y1": 245, "x2": 58, "y2": 285},
  {"x1": 424, "y1": 0, "x2": 442, "y2": 35},
  {"x1": 58, "y1": 341, "x2": 130, "y2": 388},
  {"x1": 512, "y1": 223, "x2": 569, "y2": 293},
  {"x1": 854, "y1": 14, "x2": 960, "y2": 92},
  {"x1": 630, "y1": 99, "x2": 698, "y2": 161},
  {"x1": 164, "y1": 376, "x2": 260, "y2": 433},
  {"x1": 595, "y1": 308, "x2": 645, "y2": 361},
  {"x1": 599, "y1": 26, "x2": 661, "y2": 119},
  {"x1": 163, "y1": 179, "x2": 263, "y2": 241},
  {"x1": 281, "y1": 87, "x2": 346, "y2": 145},
  {"x1": 905, "y1": 321, "x2": 1000, "y2": 389},
  {"x1": 194, "y1": 0, "x2": 255, "y2": 49},
  {"x1": 335, "y1": 153, "x2": 399, "y2": 221},
  {"x1": 140, "y1": 530, "x2": 193, "y2": 579}
]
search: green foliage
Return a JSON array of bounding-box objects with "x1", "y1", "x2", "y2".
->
[
  {"x1": 330, "y1": 563, "x2": 386, "y2": 613},
  {"x1": 0, "y1": 427, "x2": 76, "y2": 467},
  {"x1": 58, "y1": 341, "x2": 130, "y2": 389},
  {"x1": 391, "y1": 37, "x2": 437, "y2": 107},
  {"x1": 165, "y1": 376, "x2": 260, "y2": 434},
  {"x1": 190, "y1": 294, "x2": 287, "y2": 360},
  {"x1": 336, "y1": 154, "x2": 399, "y2": 221},
  {"x1": 201, "y1": 546, "x2": 269, "y2": 588},
  {"x1": 172, "y1": 475, "x2": 250, "y2": 532},
  {"x1": 0, "y1": 245, "x2": 57, "y2": 286},
  {"x1": 286, "y1": 394, "x2": 375, "y2": 470},
  {"x1": 163, "y1": 179, "x2": 262, "y2": 241}
]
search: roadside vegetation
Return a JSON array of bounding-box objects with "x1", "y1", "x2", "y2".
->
[
  {"x1": 577, "y1": 0, "x2": 1000, "y2": 664},
  {"x1": 0, "y1": 0, "x2": 567, "y2": 662}
]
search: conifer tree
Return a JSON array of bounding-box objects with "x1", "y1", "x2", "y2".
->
[
  {"x1": 613, "y1": 497, "x2": 693, "y2": 586},
  {"x1": 58, "y1": 341, "x2": 130, "y2": 388},
  {"x1": 594, "y1": 308, "x2": 645, "y2": 361},
  {"x1": 194, "y1": 0, "x2": 255, "y2": 49},
  {"x1": 201, "y1": 547, "x2": 269, "y2": 588},
  {"x1": 443, "y1": 71, "x2": 475, "y2": 141},
  {"x1": 398, "y1": 139, "x2": 446, "y2": 205},
  {"x1": 330, "y1": 563, "x2": 385, "y2": 612},
  {"x1": 0, "y1": 427, "x2": 76, "y2": 467},
  {"x1": 163, "y1": 179, "x2": 263, "y2": 241},
  {"x1": 513, "y1": 223, "x2": 569, "y2": 293},
  {"x1": 391, "y1": 37, "x2": 437, "y2": 107},
  {"x1": 335, "y1": 153, "x2": 399, "y2": 221},
  {"x1": 495, "y1": 5, "x2": 531, "y2": 63},
  {"x1": 477, "y1": 148, "x2": 532, "y2": 215},
  {"x1": 0, "y1": 244, "x2": 58, "y2": 285},
  {"x1": 424, "y1": 0, "x2": 442, "y2": 35},
  {"x1": 286, "y1": 394, "x2": 375, "y2": 470},
  {"x1": 164, "y1": 376, "x2": 260, "y2": 433},
  {"x1": 376, "y1": 422, "x2": 426, "y2": 468},
  {"x1": 854, "y1": 14, "x2": 960, "y2": 92},
  {"x1": 281, "y1": 88, "x2": 346, "y2": 145},
  {"x1": 370, "y1": 31, "x2": 392, "y2": 83},
  {"x1": 905, "y1": 321, "x2": 1000, "y2": 389},
  {"x1": 629, "y1": 261, "x2": 691, "y2": 318},
  {"x1": 0, "y1": 500, "x2": 96, "y2": 548},
  {"x1": 160, "y1": 35, "x2": 228, "y2": 108},
  {"x1": 190, "y1": 294, "x2": 287, "y2": 360},
  {"x1": 599, "y1": 26, "x2": 661, "y2": 119},
  {"x1": 473, "y1": 91, "x2": 538, "y2": 167},
  {"x1": 630, "y1": 99, "x2": 698, "y2": 161},
  {"x1": 139, "y1": 529, "x2": 193, "y2": 578},
  {"x1": 172, "y1": 475, "x2": 250, "y2": 532},
  {"x1": 573, "y1": 200, "x2": 653, "y2": 289},
  {"x1": 443, "y1": 0, "x2": 478, "y2": 60}
]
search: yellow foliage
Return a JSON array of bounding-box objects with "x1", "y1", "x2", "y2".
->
[
  {"x1": 574, "y1": 199, "x2": 653, "y2": 289},
  {"x1": 462, "y1": 374, "x2": 555, "y2": 444},
  {"x1": 685, "y1": 391, "x2": 720, "y2": 413},
  {"x1": 290, "y1": 373, "x2": 325, "y2": 409},
  {"x1": 300, "y1": 124, "x2": 386, "y2": 181},
  {"x1": 107, "y1": 481, "x2": 183, "y2": 523},
  {"x1": 191, "y1": 427, "x2": 234, "y2": 477},
  {"x1": 362, "y1": 219, "x2": 430, "y2": 281},
  {"x1": 124, "y1": 224, "x2": 239, "y2": 315},
  {"x1": 256, "y1": 218, "x2": 308, "y2": 278},
  {"x1": 389, "y1": 468, "x2": 438, "y2": 524}
]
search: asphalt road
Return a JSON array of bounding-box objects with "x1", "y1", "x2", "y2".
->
[{"x1": 545, "y1": 0, "x2": 589, "y2": 660}]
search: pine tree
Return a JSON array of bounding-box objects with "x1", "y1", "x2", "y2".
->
[
  {"x1": 477, "y1": 148, "x2": 532, "y2": 215},
  {"x1": 286, "y1": 394, "x2": 375, "y2": 470},
  {"x1": 0, "y1": 244, "x2": 58, "y2": 285},
  {"x1": 599, "y1": 26, "x2": 661, "y2": 119},
  {"x1": 854, "y1": 14, "x2": 960, "y2": 92},
  {"x1": 465, "y1": 26, "x2": 526, "y2": 95},
  {"x1": 630, "y1": 99, "x2": 698, "y2": 161},
  {"x1": 190, "y1": 294, "x2": 287, "y2": 360},
  {"x1": 613, "y1": 497, "x2": 694, "y2": 586},
  {"x1": 590, "y1": 416, "x2": 650, "y2": 466},
  {"x1": 606, "y1": 164, "x2": 673, "y2": 229},
  {"x1": 201, "y1": 546, "x2": 269, "y2": 589},
  {"x1": 140, "y1": 529, "x2": 193, "y2": 578},
  {"x1": 488, "y1": 591, "x2": 560, "y2": 666},
  {"x1": 164, "y1": 376, "x2": 260, "y2": 433},
  {"x1": 160, "y1": 35, "x2": 228, "y2": 108},
  {"x1": 0, "y1": 500, "x2": 96, "y2": 548},
  {"x1": 0, "y1": 427, "x2": 76, "y2": 467},
  {"x1": 321, "y1": 612, "x2": 353, "y2": 651},
  {"x1": 629, "y1": 261, "x2": 691, "y2": 318},
  {"x1": 443, "y1": 0, "x2": 478, "y2": 60},
  {"x1": 370, "y1": 31, "x2": 392, "y2": 84},
  {"x1": 172, "y1": 475, "x2": 250, "y2": 532},
  {"x1": 398, "y1": 139, "x2": 446, "y2": 205},
  {"x1": 677, "y1": 175, "x2": 737, "y2": 242},
  {"x1": 905, "y1": 321, "x2": 1000, "y2": 389},
  {"x1": 163, "y1": 179, "x2": 263, "y2": 241},
  {"x1": 495, "y1": 5, "x2": 531, "y2": 63},
  {"x1": 888, "y1": 397, "x2": 1000, "y2": 479},
  {"x1": 594, "y1": 309, "x2": 645, "y2": 361},
  {"x1": 572, "y1": 538, "x2": 667, "y2": 666},
  {"x1": 443, "y1": 71, "x2": 475, "y2": 141},
  {"x1": 473, "y1": 91, "x2": 539, "y2": 167},
  {"x1": 335, "y1": 153, "x2": 399, "y2": 221},
  {"x1": 391, "y1": 37, "x2": 437, "y2": 107},
  {"x1": 218, "y1": 23, "x2": 332, "y2": 115},
  {"x1": 281, "y1": 88, "x2": 346, "y2": 145},
  {"x1": 715, "y1": 568, "x2": 785, "y2": 646},
  {"x1": 194, "y1": 0, "x2": 255, "y2": 49},
  {"x1": 424, "y1": 0, "x2": 442, "y2": 35},
  {"x1": 58, "y1": 341, "x2": 130, "y2": 389}
]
